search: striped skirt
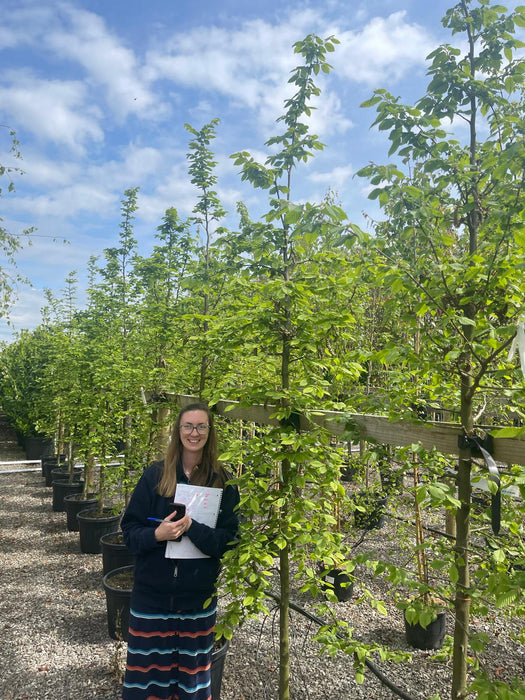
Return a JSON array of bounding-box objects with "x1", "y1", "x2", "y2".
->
[{"x1": 121, "y1": 603, "x2": 217, "y2": 700}]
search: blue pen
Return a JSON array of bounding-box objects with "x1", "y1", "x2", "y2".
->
[{"x1": 147, "y1": 517, "x2": 169, "y2": 523}]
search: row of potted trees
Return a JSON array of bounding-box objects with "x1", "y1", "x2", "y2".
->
[
  {"x1": 42, "y1": 431, "x2": 450, "y2": 655},
  {"x1": 2, "y1": 5, "x2": 524, "y2": 698},
  {"x1": 11, "y1": 387, "x2": 525, "y2": 700}
]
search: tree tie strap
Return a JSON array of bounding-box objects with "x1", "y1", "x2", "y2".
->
[
  {"x1": 479, "y1": 445, "x2": 501, "y2": 536},
  {"x1": 458, "y1": 434, "x2": 501, "y2": 535}
]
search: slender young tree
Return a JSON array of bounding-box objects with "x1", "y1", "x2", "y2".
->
[
  {"x1": 74, "y1": 188, "x2": 149, "y2": 508},
  {"x1": 185, "y1": 120, "x2": 227, "y2": 395},
  {"x1": 135, "y1": 207, "x2": 196, "y2": 384},
  {"x1": 0, "y1": 126, "x2": 33, "y2": 318},
  {"x1": 134, "y1": 208, "x2": 198, "y2": 458},
  {"x1": 357, "y1": 2, "x2": 525, "y2": 696},
  {"x1": 215, "y1": 35, "x2": 382, "y2": 700},
  {"x1": 39, "y1": 271, "x2": 82, "y2": 461}
]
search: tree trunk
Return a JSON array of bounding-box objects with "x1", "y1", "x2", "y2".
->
[
  {"x1": 452, "y1": 449, "x2": 472, "y2": 699},
  {"x1": 451, "y1": 370, "x2": 474, "y2": 699},
  {"x1": 446, "y1": 509, "x2": 457, "y2": 538},
  {"x1": 451, "y1": 9, "x2": 479, "y2": 696},
  {"x1": 279, "y1": 540, "x2": 290, "y2": 700},
  {"x1": 278, "y1": 249, "x2": 292, "y2": 699}
]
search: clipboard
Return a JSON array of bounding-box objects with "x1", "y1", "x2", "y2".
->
[{"x1": 165, "y1": 483, "x2": 223, "y2": 559}]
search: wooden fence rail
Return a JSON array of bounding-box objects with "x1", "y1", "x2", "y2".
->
[{"x1": 172, "y1": 394, "x2": 525, "y2": 466}]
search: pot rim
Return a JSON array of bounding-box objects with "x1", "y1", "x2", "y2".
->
[
  {"x1": 77, "y1": 506, "x2": 121, "y2": 521},
  {"x1": 102, "y1": 564, "x2": 134, "y2": 592}
]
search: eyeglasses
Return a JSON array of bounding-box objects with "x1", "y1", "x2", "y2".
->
[{"x1": 180, "y1": 423, "x2": 210, "y2": 435}]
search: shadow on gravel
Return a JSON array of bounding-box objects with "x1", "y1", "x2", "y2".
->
[
  {"x1": 0, "y1": 662, "x2": 121, "y2": 700},
  {"x1": 57, "y1": 609, "x2": 111, "y2": 646},
  {"x1": 358, "y1": 622, "x2": 409, "y2": 648},
  {"x1": 65, "y1": 565, "x2": 105, "y2": 591}
]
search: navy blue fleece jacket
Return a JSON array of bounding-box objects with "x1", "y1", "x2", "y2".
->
[{"x1": 121, "y1": 461, "x2": 240, "y2": 611}]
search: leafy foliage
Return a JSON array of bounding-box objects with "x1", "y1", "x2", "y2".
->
[
  {"x1": 0, "y1": 126, "x2": 33, "y2": 318},
  {"x1": 0, "y1": 8, "x2": 524, "y2": 699},
  {"x1": 356, "y1": 2, "x2": 525, "y2": 696}
]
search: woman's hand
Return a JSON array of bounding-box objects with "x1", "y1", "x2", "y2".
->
[{"x1": 154, "y1": 512, "x2": 193, "y2": 542}]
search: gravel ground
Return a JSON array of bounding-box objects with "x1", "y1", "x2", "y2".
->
[{"x1": 0, "y1": 422, "x2": 523, "y2": 699}]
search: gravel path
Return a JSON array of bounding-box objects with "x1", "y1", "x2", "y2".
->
[{"x1": 0, "y1": 421, "x2": 523, "y2": 699}]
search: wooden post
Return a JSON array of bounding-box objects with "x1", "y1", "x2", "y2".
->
[{"x1": 153, "y1": 404, "x2": 171, "y2": 461}]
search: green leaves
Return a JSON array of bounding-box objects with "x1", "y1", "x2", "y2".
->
[
  {"x1": 1, "y1": 19, "x2": 524, "y2": 699},
  {"x1": 470, "y1": 675, "x2": 525, "y2": 700},
  {"x1": 491, "y1": 426, "x2": 525, "y2": 438},
  {"x1": 356, "y1": 0, "x2": 525, "y2": 429},
  {"x1": 0, "y1": 126, "x2": 32, "y2": 320}
]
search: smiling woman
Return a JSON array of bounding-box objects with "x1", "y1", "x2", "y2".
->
[
  {"x1": 119, "y1": 402, "x2": 240, "y2": 700},
  {"x1": 178, "y1": 411, "x2": 211, "y2": 475}
]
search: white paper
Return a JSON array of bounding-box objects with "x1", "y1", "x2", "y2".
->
[
  {"x1": 507, "y1": 316, "x2": 525, "y2": 378},
  {"x1": 165, "y1": 483, "x2": 223, "y2": 559},
  {"x1": 518, "y1": 318, "x2": 525, "y2": 378}
]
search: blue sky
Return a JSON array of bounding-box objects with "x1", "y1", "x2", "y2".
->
[{"x1": 1, "y1": 0, "x2": 522, "y2": 342}]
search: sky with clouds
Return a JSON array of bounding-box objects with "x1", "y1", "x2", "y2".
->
[{"x1": 1, "y1": 0, "x2": 522, "y2": 342}]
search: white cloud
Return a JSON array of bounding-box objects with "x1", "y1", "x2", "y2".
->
[
  {"x1": 143, "y1": 13, "x2": 326, "y2": 129},
  {"x1": 45, "y1": 4, "x2": 165, "y2": 122},
  {"x1": 10, "y1": 150, "x2": 81, "y2": 189},
  {"x1": 0, "y1": 232, "x2": 91, "y2": 343},
  {"x1": 188, "y1": 100, "x2": 215, "y2": 121},
  {"x1": 310, "y1": 165, "x2": 354, "y2": 188},
  {"x1": 0, "y1": 286, "x2": 47, "y2": 343},
  {"x1": 1, "y1": 1, "x2": 166, "y2": 136},
  {"x1": 14, "y1": 185, "x2": 115, "y2": 219},
  {"x1": 3, "y1": 144, "x2": 168, "y2": 221},
  {"x1": 306, "y1": 90, "x2": 355, "y2": 139},
  {"x1": 135, "y1": 158, "x2": 202, "y2": 223},
  {"x1": 0, "y1": 72, "x2": 103, "y2": 154},
  {"x1": 18, "y1": 234, "x2": 76, "y2": 269},
  {"x1": 0, "y1": 26, "x2": 19, "y2": 50},
  {"x1": 334, "y1": 11, "x2": 433, "y2": 85},
  {"x1": 106, "y1": 145, "x2": 166, "y2": 187},
  {"x1": 140, "y1": 9, "x2": 360, "y2": 148},
  {"x1": 0, "y1": 4, "x2": 56, "y2": 50}
]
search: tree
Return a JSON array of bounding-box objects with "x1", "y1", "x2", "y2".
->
[
  {"x1": 215, "y1": 35, "x2": 382, "y2": 700},
  {"x1": 0, "y1": 327, "x2": 54, "y2": 439},
  {"x1": 134, "y1": 207, "x2": 197, "y2": 458},
  {"x1": 184, "y1": 120, "x2": 228, "y2": 395},
  {"x1": 0, "y1": 126, "x2": 33, "y2": 318},
  {"x1": 38, "y1": 271, "x2": 82, "y2": 460},
  {"x1": 357, "y1": 1, "x2": 525, "y2": 696},
  {"x1": 75, "y1": 188, "x2": 150, "y2": 509}
]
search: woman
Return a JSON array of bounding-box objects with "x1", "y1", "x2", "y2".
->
[{"x1": 121, "y1": 402, "x2": 240, "y2": 700}]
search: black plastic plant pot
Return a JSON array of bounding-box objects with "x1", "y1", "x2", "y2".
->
[
  {"x1": 102, "y1": 564, "x2": 134, "y2": 641},
  {"x1": 77, "y1": 507, "x2": 121, "y2": 554},
  {"x1": 49, "y1": 465, "x2": 83, "y2": 486},
  {"x1": 41, "y1": 454, "x2": 66, "y2": 476},
  {"x1": 100, "y1": 531, "x2": 135, "y2": 575},
  {"x1": 211, "y1": 637, "x2": 230, "y2": 700},
  {"x1": 44, "y1": 460, "x2": 68, "y2": 486},
  {"x1": 354, "y1": 493, "x2": 387, "y2": 530},
  {"x1": 340, "y1": 464, "x2": 359, "y2": 483},
  {"x1": 25, "y1": 436, "x2": 53, "y2": 460},
  {"x1": 63, "y1": 493, "x2": 99, "y2": 531},
  {"x1": 51, "y1": 479, "x2": 83, "y2": 512},
  {"x1": 404, "y1": 611, "x2": 446, "y2": 650},
  {"x1": 322, "y1": 568, "x2": 354, "y2": 602}
]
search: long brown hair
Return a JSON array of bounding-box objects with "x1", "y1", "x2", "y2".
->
[{"x1": 157, "y1": 402, "x2": 227, "y2": 497}]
